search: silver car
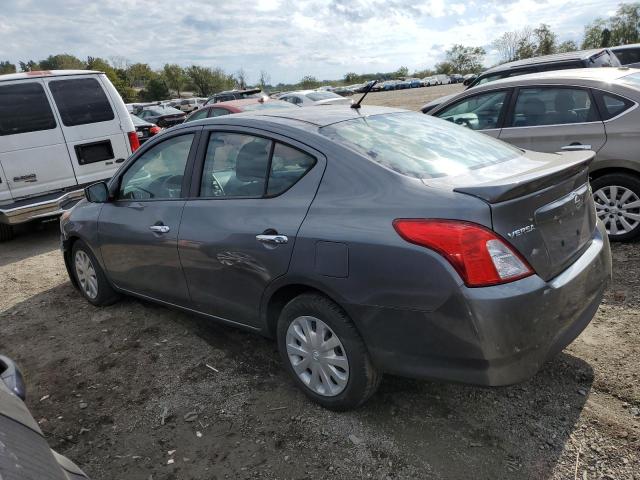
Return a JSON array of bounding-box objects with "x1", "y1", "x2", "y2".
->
[{"x1": 427, "y1": 67, "x2": 640, "y2": 241}]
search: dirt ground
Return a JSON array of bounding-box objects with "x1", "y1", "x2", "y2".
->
[{"x1": 0, "y1": 86, "x2": 638, "y2": 480}]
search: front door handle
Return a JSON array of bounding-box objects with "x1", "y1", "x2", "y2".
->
[
  {"x1": 256, "y1": 234, "x2": 288, "y2": 245},
  {"x1": 149, "y1": 225, "x2": 170, "y2": 233},
  {"x1": 561, "y1": 144, "x2": 592, "y2": 151}
]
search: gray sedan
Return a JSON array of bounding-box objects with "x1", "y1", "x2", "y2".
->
[
  {"x1": 427, "y1": 67, "x2": 640, "y2": 241},
  {"x1": 60, "y1": 106, "x2": 611, "y2": 410}
]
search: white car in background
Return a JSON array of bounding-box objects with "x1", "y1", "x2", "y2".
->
[
  {"x1": 422, "y1": 76, "x2": 438, "y2": 87},
  {"x1": 434, "y1": 74, "x2": 451, "y2": 85},
  {"x1": 0, "y1": 70, "x2": 137, "y2": 241},
  {"x1": 177, "y1": 98, "x2": 207, "y2": 113},
  {"x1": 279, "y1": 90, "x2": 353, "y2": 106}
]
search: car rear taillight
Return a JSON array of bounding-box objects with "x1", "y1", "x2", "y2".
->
[
  {"x1": 150, "y1": 126, "x2": 161, "y2": 135},
  {"x1": 393, "y1": 219, "x2": 534, "y2": 287},
  {"x1": 127, "y1": 131, "x2": 140, "y2": 152}
]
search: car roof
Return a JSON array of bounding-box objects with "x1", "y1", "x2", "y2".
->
[
  {"x1": 0, "y1": 69, "x2": 102, "y2": 82},
  {"x1": 482, "y1": 49, "x2": 612, "y2": 74},
  {"x1": 611, "y1": 43, "x2": 640, "y2": 51},
  {"x1": 187, "y1": 104, "x2": 406, "y2": 128},
  {"x1": 471, "y1": 66, "x2": 637, "y2": 88}
]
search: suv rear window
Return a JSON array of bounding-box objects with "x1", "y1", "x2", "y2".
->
[
  {"x1": 589, "y1": 50, "x2": 620, "y2": 67},
  {"x1": 49, "y1": 78, "x2": 115, "y2": 126},
  {"x1": 0, "y1": 82, "x2": 57, "y2": 136},
  {"x1": 320, "y1": 112, "x2": 521, "y2": 179}
]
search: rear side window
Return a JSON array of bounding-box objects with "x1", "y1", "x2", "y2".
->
[
  {"x1": 210, "y1": 108, "x2": 230, "y2": 117},
  {"x1": 0, "y1": 82, "x2": 56, "y2": 136},
  {"x1": 320, "y1": 112, "x2": 521, "y2": 179},
  {"x1": 267, "y1": 143, "x2": 316, "y2": 195},
  {"x1": 511, "y1": 87, "x2": 598, "y2": 127},
  {"x1": 614, "y1": 48, "x2": 640, "y2": 66},
  {"x1": 49, "y1": 78, "x2": 115, "y2": 126},
  {"x1": 594, "y1": 91, "x2": 635, "y2": 120}
]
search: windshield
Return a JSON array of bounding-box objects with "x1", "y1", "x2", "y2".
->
[
  {"x1": 307, "y1": 92, "x2": 341, "y2": 101},
  {"x1": 319, "y1": 112, "x2": 521, "y2": 179},
  {"x1": 621, "y1": 72, "x2": 640, "y2": 88},
  {"x1": 145, "y1": 106, "x2": 183, "y2": 115},
  {"x1": 241, "y1": 101, "x2": 298, "y2": 111}
]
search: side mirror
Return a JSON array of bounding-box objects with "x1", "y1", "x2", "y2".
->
[
  {"x1": 85, "y1": 181, "x2": 110, "y2": 203},
  {"x1": 0, "y1": 356, "x2": 26, "y2": 401}
]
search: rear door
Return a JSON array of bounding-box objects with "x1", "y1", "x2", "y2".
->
[
  {"x1": 431, "y1": 88, "x2": 512, "y2": 139},
  {"x1": 0, "y1": 79, "x2": 76, "y2": 200},
  {"x1": 178, "y1": 127, "x2": 325, "y2": 327},
  {"x1": 44, "y1": 74, "x2": 129, "y2": 186},
  {"x1": 499, "y1": 86, "x2": 607, "y2": 153}
]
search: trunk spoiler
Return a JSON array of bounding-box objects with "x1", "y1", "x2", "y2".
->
[{"x1": 453, "y1": 151, "x2": 595, "y2": 204}]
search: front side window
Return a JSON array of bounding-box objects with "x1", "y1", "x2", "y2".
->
[
  {"x1": 0, "y1": 82, "x2": 57, "y2": 136},
  {"x1": 267, "y1": 144, "x2": 316, "y2": 195},
  {"x1": 49, "y1": 78, "x2": 114, "y2": 126},
  {"x1": 320, "y1": 112, "x2": 521, "y2": 179},
  {"x1": 118, "y1": 134, "x2": 194, "y2": 200},
  {"x1": 435, "y1": 90, "x2": 508, "y2": 130},
  {"x1": 511, "y1": 87, "x2": 598, "y2": 127},
  {"x1": 200, "y1": 133, "x2": 272, "y2": 197}
]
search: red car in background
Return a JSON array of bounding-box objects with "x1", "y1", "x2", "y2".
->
[{"x1": 183, "y1": 97, "x2": 297, "y2": 123}]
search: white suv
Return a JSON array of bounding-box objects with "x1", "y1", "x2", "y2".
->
[{"x1": 0, "y1": 70, "x2": 137, "y2": 241}]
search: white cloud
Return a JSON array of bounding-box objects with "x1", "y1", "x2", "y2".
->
[{"x1": 0, "y1": 0, "x2": 618, "y2": 84}]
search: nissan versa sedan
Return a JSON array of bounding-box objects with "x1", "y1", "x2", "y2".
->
[
  {"x1": 60, "y1": 106, "x2": 611, "y2": 410},
  {"x1": 428, "y1": 68, "x2": 640, "y2": 241}
]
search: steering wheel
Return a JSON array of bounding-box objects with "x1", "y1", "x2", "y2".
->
[
  {"x1": 455, "y1": 117, "x2": 473, "y2": 128},
  {"x1": 210, "y1": 173, "x2": 225, "y2": 197},
  {"x1": 151, "y1": 174, "x2": 183, "y2": 198}
]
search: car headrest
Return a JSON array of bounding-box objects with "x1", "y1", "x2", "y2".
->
[
  {"x1": 522, "y1": 98, "x2": 546, "y2": 116},
  {"x1": 554, "y1": 93, "x2": 575, "y2": 112},
  {"x1": 235, "y1": 141, "x2": 269, "y2": 182}
]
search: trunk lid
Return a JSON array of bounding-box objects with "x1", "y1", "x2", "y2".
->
[{"x1": 424, "y1": 150, "x2": 596, "y2": 281}]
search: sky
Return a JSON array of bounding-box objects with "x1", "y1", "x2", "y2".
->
[{"x1": 0, "y1": 0, "x2": 620, "y2": 84}]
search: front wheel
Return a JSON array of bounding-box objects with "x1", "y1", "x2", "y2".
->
[
  {"x1": 277, "y1": 293, "x2": 381, "y2": 411},
  {"x1": 71, "y1": 240, "x2": 120, "y2": 306},
  {"x1": 591, "y1": 173, "x2": 640, "y2": 242}
]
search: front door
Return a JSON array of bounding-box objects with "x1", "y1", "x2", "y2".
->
[
  {"x1": 98, "y1": 131, "x2": 198, "y2": 305},
  {"x1": 499, "y1": 86, "x2": 607, "y2": 153},
  {"x1": 0, "y1": 79, "x2": 76, "y2": 200},
  {"x1": 178, "y1": 129, "x2": 324, "y2": 327}
]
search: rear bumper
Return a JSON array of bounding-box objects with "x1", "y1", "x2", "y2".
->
[
  {"x1": 0, "y1": 189, "x2": 85, "y2": 225},
  {"x1": 354, "y1": 221, "x2": 612, "y2": 386}
]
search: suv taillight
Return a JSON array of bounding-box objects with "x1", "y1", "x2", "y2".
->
[
  {"x1": 127, "y1": 131, "x2": 140, "y2": 152},
  {"x1": 393, "y1": 219, "x2": 534, "y2": 287}
]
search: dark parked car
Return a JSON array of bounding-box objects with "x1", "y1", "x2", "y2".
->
[
  {"x1": 136, "y1": 105, "x2": 186, "y2": 128},
  {"x1": 130, "y1": 114, "x2": 162, "y2": 144},
  {"x1": 61, "y1": 106, "x2": 611, "y2": 410},
  {"x1": 0, "y1": 356, "x2": 90, "y2": 479},
  {"x1": 184, "y1": 98, "x2": 297, "y2": 122},
  {"x1": 204, "y1": 88, "x2": 264, "y2": 105},
  {"x1": 422, "y1": 48, "x2": 621, "y2": 113},
  {"x1": 611, "y1": 43, "x2": 640, "y2": 68}
]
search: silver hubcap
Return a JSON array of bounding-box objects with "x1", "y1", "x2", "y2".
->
[
  {"x1": 74, "y1": 250, "x2": 98, "y2": 299},
  {"x1": 594, "y1": 185, "x2": 640, "y2": 236},
  {"x1": 286, "y1": 316, "x2": 349, "y2": 397}
]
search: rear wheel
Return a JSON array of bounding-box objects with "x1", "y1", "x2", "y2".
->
[
  {"x1": 72, "y1": 240, "x2": 120, "y2": 306},
  {"x1": 277, "y1": 293, "x2": 381, "y2": 411},
  {"x1": 0, "y1": 223, "x2": 13, "y2": 242},
  {"x1": 591, "y1": 173, "x2": 640, "y2": 242}
]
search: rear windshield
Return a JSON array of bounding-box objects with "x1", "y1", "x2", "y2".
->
[
  {"x1": 319, "y1": 112, "x2": 521, "y2": 179},
  {"x1": 307, "y1": 92, "x2": 341, "y2": 101},
  {"x1": 49, "y1": 77, "x2": 115, "y2": 126},
  {"x1": 145, "y1": 106, "x2": 183, "y2": 115},
  {"x1": 620, "y1": 72, "x2": 640, "y2": 88}
]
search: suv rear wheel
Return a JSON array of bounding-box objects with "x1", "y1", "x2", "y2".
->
[
  {"x1": 0, "y1": 224, "x2": 13, "y2": 242},
  {"x1": 592, "y1": 173, "x2": 640, "y2": 242},
  {"x1": 277, "y1": 293, "x2": 381, "y2": 411}
]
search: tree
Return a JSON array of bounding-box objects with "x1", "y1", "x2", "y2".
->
[
  {"x1": 139, "y1": 77, "x2": 169, "y2": 102},
  {"x1": 258, "y1": 70, "x2": 271, "y2": 91},
  {"x1": 0, "y1": 61, "x2": 16, "y2": 74},
  {"x1": 492, "y1": 30, "x2": 522, "y2": 63},
  {"x1": 515, "y1": 27, "x2": 536, "y2": 60},
  {"x1": 395, "y1": 66, "x2": 409, "y2": 77},
  {"x1": 39, "y1": 54, "x2": 85, "y2": 70},
  {"x1": 86, "y1": 56, "x2": 136, "y2": 103},
  {"x1": 163, "y1": 64, "x2": 186, "y2": 98},
  {"x1": 186, "y1": 65, "x2": 233, "y2": 96},
  {"x1": 19, "y1": 60, "x2": 40, "y2": 72},
  {"x1": 582, "y1": 18, "x2": 609, "y2": 48},
  {"x1": 610, "y1": 2, "x2": 640, "y2": 44},
  {"x1": 434, "y1": 61, "x2": 453, "y2": 75},
  {"x1": 344, "y1": 72, "x2": 360, "y2": 84},
  {"x1": 126, "y1": 63, "x2": 154, "y2": 88},
  {"x1": 235, "y1": 68, "x2": 247, "y2": 89},
  {"x1": 445, "y1": 45, "x2": 485, "y2": 74},
  {"x1": 299, "y1": 75, "x2": 319, "y2": 89},
  {"x1": 557, "y1": 40, "x2": 578, "y2": 53},
  {"x1": 534, "y1": 24, "x2": 557, "y2": 56}
]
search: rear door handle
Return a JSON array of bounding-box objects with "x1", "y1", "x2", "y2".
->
[
  {"x1": 149, "y1": 225, "x2": 170, "y2": 233},
  {"x1": 256, "y1": 234, "x2": 288, "y2": 245},
  {"x1": 561, "y1": 144, "x2": 592, "y2": 151}
]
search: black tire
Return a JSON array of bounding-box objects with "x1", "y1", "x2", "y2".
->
[
  {"x1": 591, "y1": 173, "x2": 640, "y2": 242},
  {"x1": 0, "y1": 223, "x2": 13, "y2": 242},
  {"x1": 71, "y1": 240, "x2": 120, "y2": 306},
  {"x1": 277, "y1": 293, "x2": 381, "y2": 411}
]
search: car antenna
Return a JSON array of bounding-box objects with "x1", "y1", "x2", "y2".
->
[{"x1": 351, "y1": 80, "x2": 377, "y2": 109}]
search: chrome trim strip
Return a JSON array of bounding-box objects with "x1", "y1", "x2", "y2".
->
[{"x1": 0, "y1": 189, "x2": 85, "y2": 225}]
